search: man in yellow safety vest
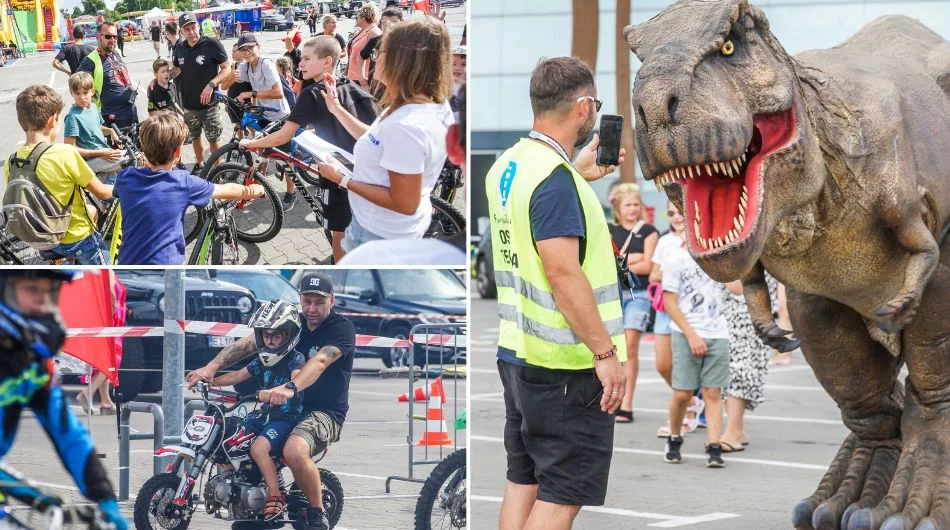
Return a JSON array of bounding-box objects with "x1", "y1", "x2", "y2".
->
[
  {"x1": 76, "y1": 21, "x2": 138, "y2": 129},
  {"x1": 201, "y1": 16, "x2": 219, "y2": 39},
  {"x1": 484, "y1": 56, "x2": 628, "y2": 529}
]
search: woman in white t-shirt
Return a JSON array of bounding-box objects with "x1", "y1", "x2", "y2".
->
[{"x1": 317, "y1": 17, "x2": 454, "y2": 255}]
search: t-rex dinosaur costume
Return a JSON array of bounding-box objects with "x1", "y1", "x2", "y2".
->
[{"x1": 625, "y1": 2, "x2": 950, "y2": 529}]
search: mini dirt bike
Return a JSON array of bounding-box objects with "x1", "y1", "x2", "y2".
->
[{"x1": 132, "y1": 381, "x2": 344, "y2": 530}]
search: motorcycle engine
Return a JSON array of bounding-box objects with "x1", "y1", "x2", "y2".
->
[{"x1": 204, "y1": 470, "x2": 267, "y2": 520}]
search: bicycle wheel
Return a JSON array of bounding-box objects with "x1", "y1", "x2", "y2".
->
[
  {"x1": 211, "y1": 222, "x2": 248, "y2": 265},
  {"x1": 414, "y1": 449, "x2": 466, "y2": 530},
  {"x1": 183, "y1": 205, "x2": 203, "y2": 243},
  {"x1": 206, "y1": 162, "x2": 284, "y2": 243},
  {"x1": 426, "y1": 196, "x2": 466, "y2": 240},
  {"x1": 199, "y1": 141, "x2": 252, "y2": 180}
]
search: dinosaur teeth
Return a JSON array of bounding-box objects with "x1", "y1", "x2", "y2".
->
[
  {"x1": 698, "y1": 237, "x2": 707, "y2": 250},
  {"x1": 740, "y1": 153, "x2": 746, "y2": 163},
  {"x1": 719, "y1": 161, "x2": 728, "y2": 174},
  {"x1": 704, "y1": 164, "x2": 712, "y2": 176},
  {"x1": 739, "y1": 203, "x2": 746, "y2": 218},
  {"x1": 726, "y1": 163, "x2": 734, "y2": 177},
  {"x1": 716, "y1": 236, "x2": 724, "y2": 248},
  {"x1": 725, "y1": 232, "x2": 733, "y2": 245},
  {"x1": 732, "y1": 159, "x2": 741, "y2": 173},
  {"x1": 687, "y1": 165, "x2": 694, "y2": 179},
  {"x1": 694, "y1": 201, "x2": 701, "y2": 224},
  {"x1": 734, "y1": 216, "x2": 741, "y2": 231}
]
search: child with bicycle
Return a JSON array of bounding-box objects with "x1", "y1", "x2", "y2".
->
[
  {"x1": 63, "y1": 72, "x2": 125, "y2": 181},
  {"x1": 113, "y1": 111, "x2": 266, "y2": 264},
  {"x1": 5, "y1": 85, "x2": 114, "y2": 264}
]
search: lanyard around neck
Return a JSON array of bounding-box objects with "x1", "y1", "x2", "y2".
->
[{"x1": 527, "y1": 130, "x2": 571, "y2": 165}]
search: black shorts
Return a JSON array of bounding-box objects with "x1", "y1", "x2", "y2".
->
[
  {"x1": 497, "y1": 359, "x2": 614, "y2": 506},
  {"x1": 314, "y1": 183, "x2": 351, "y2": 232}
]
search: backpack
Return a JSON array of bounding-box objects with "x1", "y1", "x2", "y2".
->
[
  {"x1": 335, "y1": 77, "x2": 379, "y2": 126},
  {"x1": 2, "y1": 143, "x2": 77, "y2": 250}
]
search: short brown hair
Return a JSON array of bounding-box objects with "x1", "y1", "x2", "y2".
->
[
  {"x1": 356, "y1": 4, "x2": 379, "y2": 23},
  {"x1": 529, "y1": 56, "x2": 595, "y2": 116},
  {"x1": 378, "y1": 18, "x2": 451, "y2": 114},
  {"x1": 16, "y1": 85, "x2": 63, "y2": 132},
  {"x1": 303, "y1": 35, "x2": 341, "y2": 66},
  {"x1": 68, "y1": 71, "x2": 94, "y2": 95},
  {"x1": 139, "y1": 111, "x2": 188, "y2": 165},
  {"x1": 275, "y1": 56, "x2": 294, "y2": 77},
  {"x1": 164, "y1": 21, "x2": 178, "y2": 35},
  {"x1": 153, "y1": 58, "x2": 169, "y2": 74},
  {"x1": 381, "y1": 6, "x2": 403, "y2": 21}
]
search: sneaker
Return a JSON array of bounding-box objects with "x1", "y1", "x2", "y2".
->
[
  {"x1": 664, "y1": 435, "x2": 683, "y2": 464},
  {"x1": 305, "y1": 506, "x2": 330, "y2": 530},
  {"x1": 283, "y1": 192, "x2": 297, "y2": 211},
  {"x1": 192, "y1": 162, "x2": 204, "y2": 175},
  {"x1": 706, "y1": 443, "x2": 725, "y2": 468}
]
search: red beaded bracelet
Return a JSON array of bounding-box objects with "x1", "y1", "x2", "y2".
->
[{"x1": 593, "y1": 345, "x2": 617, "y2": 361}]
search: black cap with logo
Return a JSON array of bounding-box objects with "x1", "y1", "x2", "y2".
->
[
  {"x1": 179, "y1": 12, "x2": 198, "y2": 28},
  {"x1": 236, "y1": 33, "x2": 258, "y2": 48},
  {"x1": 298, "y1": 272, "x2": 333, "y2": 297}
]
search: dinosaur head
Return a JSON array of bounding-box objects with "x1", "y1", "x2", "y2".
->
[{"x1": 626, "y1": 0, "x2": 817, "y2": 281}]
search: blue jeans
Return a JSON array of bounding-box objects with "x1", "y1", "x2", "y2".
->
[
  {"x1": 341, "y1": 215, "x2": 385, "y2": 253},
  {"x1": 50, "y1": 233, "x2": 110, "y2": 265},
  {"x1": 622, "y1": 289, "x2": 652, "y2": 331}
]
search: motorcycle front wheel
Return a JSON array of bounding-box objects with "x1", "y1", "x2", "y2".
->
[
  {"x1": 414, "y1": 449, "x2": 467, "y2": 530},
  {"x1": 133, "y1": 472, "x2": 192, "y2": 530}
]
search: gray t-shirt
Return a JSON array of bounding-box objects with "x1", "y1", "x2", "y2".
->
[{"x1": 239, "y1": 58, "x2": 290, "y2": 121}]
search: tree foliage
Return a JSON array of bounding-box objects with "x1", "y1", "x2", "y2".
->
[{"x1": 81, "y1": 0, "x2": 106, "y2": 15}]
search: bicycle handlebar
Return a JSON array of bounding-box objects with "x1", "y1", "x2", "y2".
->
[{"x1": 213, "y1": 91, "x2": 280, "y2": 114}]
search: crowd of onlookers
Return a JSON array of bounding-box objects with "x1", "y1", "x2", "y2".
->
[
  {"x1": 6, "y1": 1, "x2": 467, "y2": 265},
  {"x1": 606, "y1": 184, "x2": 795, "y2": 467}
]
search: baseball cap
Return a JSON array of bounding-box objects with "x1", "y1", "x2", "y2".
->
[
  {"x1": 452, "y1": 45, "x2": 467, "y2": 56},
  {"x1": 236, "y1": 33, "x2": 258, "y2": 48},
  {"x1": 282, "y1": 31, "x2": 303, "y2": 44},
  {"x1": 298, "y1": 272, "x2": 333, "y2": 297},
  {"x1": 179, "y1": 12, "x2": 198, "y2": 28}
]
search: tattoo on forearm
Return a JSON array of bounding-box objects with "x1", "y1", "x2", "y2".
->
[{"x1": 212, "y1": 336, "x2": 257, "y2": 368}]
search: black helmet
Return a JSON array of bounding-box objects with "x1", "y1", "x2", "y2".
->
[
  {"x1": 248, "y1": 300, "x2": 301, "y2": 367},
  {"x1": 0, "y1": 270, "x2": 79, "y2": 358}
]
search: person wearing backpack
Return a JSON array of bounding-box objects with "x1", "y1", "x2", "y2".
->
[
  {"x1": 4, "y1": 86, "x2": 114, "y2": 264},
  {"x1": 239, "y1": 35, "x2": 377, "y2": 263}
]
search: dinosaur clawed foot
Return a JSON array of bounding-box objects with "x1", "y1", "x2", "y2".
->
[
  {"x1": 848, "y1": 436, "x2": 950, "y2": 530},
  {"x1": 792, "y1": 433, "x2": 901, "y2": 530},
  {"x1": 874, "y1": 292, "x2": 920, "y2": 333}
]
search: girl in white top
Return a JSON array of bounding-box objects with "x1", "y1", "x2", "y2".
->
[{"x1": 317, "y1": 17, "x2": 454, "y2": 255}]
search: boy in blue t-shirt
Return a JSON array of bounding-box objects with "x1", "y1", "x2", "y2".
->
[
  {"x1": 63, "y1": 72, "x2": 125, "y2": 180},
  {"x1": 209, "y1": 316, "x2": 305, "y2": 521},
  {"x1": 113, "y1": 111, "x2": 265, "y2": 264}
]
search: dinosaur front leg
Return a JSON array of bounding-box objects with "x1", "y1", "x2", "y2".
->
[
  {"x1": 742, "y1": 261, "x2": 801, "y2": 352},
  {"x1": 873, "y1": 190, "x2": 939, "y2": 333},
  {"x1": 849, "y1": 234, "x2": 950, "y2": 530},
  {"x1": 785, "y1": 290, "x2": 904, "y2": 530}
]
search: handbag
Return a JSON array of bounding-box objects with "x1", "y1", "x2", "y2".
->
[
  {"x1": 647, "y1": 282, "x2": 665, "y2": 312},
  {"x1": 615, "y1": 221, "x2": 644, "y2": 292}
]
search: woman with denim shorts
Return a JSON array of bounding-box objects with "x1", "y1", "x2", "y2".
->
[{"x1": 608, "y1": 183, "x2": 658, "y2": 423}]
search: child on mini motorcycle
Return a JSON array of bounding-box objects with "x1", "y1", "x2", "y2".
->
[{"x1": 209, "y1": 300, "x2": 305, "y2": 522}]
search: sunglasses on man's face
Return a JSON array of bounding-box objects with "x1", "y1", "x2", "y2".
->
[
  {"x1": 576, "y1": 95, "x2": 603, "y2": 112},
  {"x1": 102, "y1": 34, "x2": 117, "y2": 40}
]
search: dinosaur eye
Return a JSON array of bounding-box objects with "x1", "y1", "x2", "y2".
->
[{"x1": 721, "y1": 40, "x2": 735, "y2": 56}]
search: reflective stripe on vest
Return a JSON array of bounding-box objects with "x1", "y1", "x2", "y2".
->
[
  {"x1": 86, "y1": 50, "x2": 103, "y2": 108},
  {"x1": 485, "y1": 138, "x2": 626, "y2": 370}
]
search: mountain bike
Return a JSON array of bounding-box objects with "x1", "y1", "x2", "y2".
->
[
  {"x1": 426, "y1": 162, "x2": 466, "y2": 241},
  {"x1": 0, "y1": 461, "x2": 120, "y2": 529}
]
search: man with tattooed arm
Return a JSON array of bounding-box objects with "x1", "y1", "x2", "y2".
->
[{"x1": 187, "y1": 271, "x2": 355, "y2": 530}]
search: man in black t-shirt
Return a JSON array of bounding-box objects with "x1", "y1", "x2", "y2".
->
[
  {"x1": 187, "y1": 271, "x2": 354, "y2": 530},
  {"x1": 238, "y1": 35, "x2": 377, "y2": 263},
  {"x1": 52, "y1": 27, "x2": 94, "y2": 75},
  {"x1": 150, "y1": 20, "x2": 162, "y2": 58},
  {"x1": 171, "y1": 11, "x2": 232, "y2": 173}
]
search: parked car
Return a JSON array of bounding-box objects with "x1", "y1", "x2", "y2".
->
[
  {"x1": 262, "y1": 11, "x2": 288, "y2": 31},
  {"x1": 111, "y1": 269, "x2": 257, "y2": 400},
  {"x1": 339, "y1": 0, "x2": 363, "y2": 17},
  {"x1": 291, "y1": 269, "x2": 467, "y2": 367},
  {"x1": 214, "y1": 269, "x2": 300, "y2": 310},
  {"x1": 293, "y1": 4, "x2": 310, "y2": 19}
]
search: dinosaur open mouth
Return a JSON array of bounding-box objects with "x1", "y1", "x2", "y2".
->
[{"x1": 653, "y1": 106, "x2": 797, "y2": 254}]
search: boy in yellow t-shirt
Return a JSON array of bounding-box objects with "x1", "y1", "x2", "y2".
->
[{"x1": 6, "y1": 85, "x2": 114, "y2": 264}]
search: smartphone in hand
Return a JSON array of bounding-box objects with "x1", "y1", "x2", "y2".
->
[{"x1": 597, "y1": 114, "x2": 624, "y2": 167}]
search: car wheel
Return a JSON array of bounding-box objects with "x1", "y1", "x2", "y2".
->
[
  {"x1": 476, "y1": 255, "x2": 497, "y2": 299},
  {"x1": 381, "y1": 324, "x2": 413, "y2": 369}
]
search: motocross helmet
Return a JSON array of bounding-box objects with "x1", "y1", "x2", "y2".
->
[
  {"x1": 0, "y1": 270, "x2": 79, "y2": 359},
  {"x1": 248, "y1": 300, "x2": 301, "y2": 367}
]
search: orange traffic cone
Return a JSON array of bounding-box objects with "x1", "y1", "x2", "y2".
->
[
  {"x1": 417, "y1": 377, "x2": 453, "y2": 446},
  {"x1": 398, "y1": 376, "x2": 446, "y2": 404}
]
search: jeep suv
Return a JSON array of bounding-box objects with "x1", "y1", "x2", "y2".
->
[{"x1": 114, "y1": 270, "x2": 257, "y2": 400}]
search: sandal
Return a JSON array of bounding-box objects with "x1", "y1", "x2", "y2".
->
[
  {"x1": 263, "y1": 495, "x2": 285, "y2": 521},
  {"x1": 100, "y1": 404, "x2": 117, "y2": 415},
  {"x1": 719, "y1": 440, "x2": 745, "y2": 453},
  {"x1": 615, "y1": 409, "x2": 634, "y2": 424},
  {"x1": 682, "y1": 397, "x2": 705, "y2": 434}
]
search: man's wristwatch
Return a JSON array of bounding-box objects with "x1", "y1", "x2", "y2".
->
[
  {"x1": 284, "y1": 381, "x2": 298, "y2": 399},
  {"x1": 251, "y1": 90, "x2": 258, "y2": 99},
  {"x1": 207, "y1": 81, "x2": 216, "y2": 91}
]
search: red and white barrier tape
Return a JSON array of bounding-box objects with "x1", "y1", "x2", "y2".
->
[
  {"x1": 335, "y1": 312, "x2": 467, "y2": 320},
  {"x1": 65, "y1": 320, "x2": 464, "y2": 349}
]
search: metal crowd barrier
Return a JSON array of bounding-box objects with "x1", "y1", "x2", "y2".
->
[{"x1": 385, "y1": 322, "x2": 466, "y2": 492}]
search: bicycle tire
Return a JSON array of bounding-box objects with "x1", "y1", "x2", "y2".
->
[
  {"x1": 199, "y1": 141, "x2": 253, "y2": 180},
  {"x1": 205, "y1": 162, "x2": 284, "y2": 243},
  {"x1": 414, "y1": 448, "x2": 466, "y2": 530},
  {"x1": 426, "y1": 196, "x2": 466, "y2": 240},
  {"x1": 187, "y1": 217, "x2": 214, "y2": 265},
  {"x1": 210, "y1": 232, "x2": 224, "y2": 265}
]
